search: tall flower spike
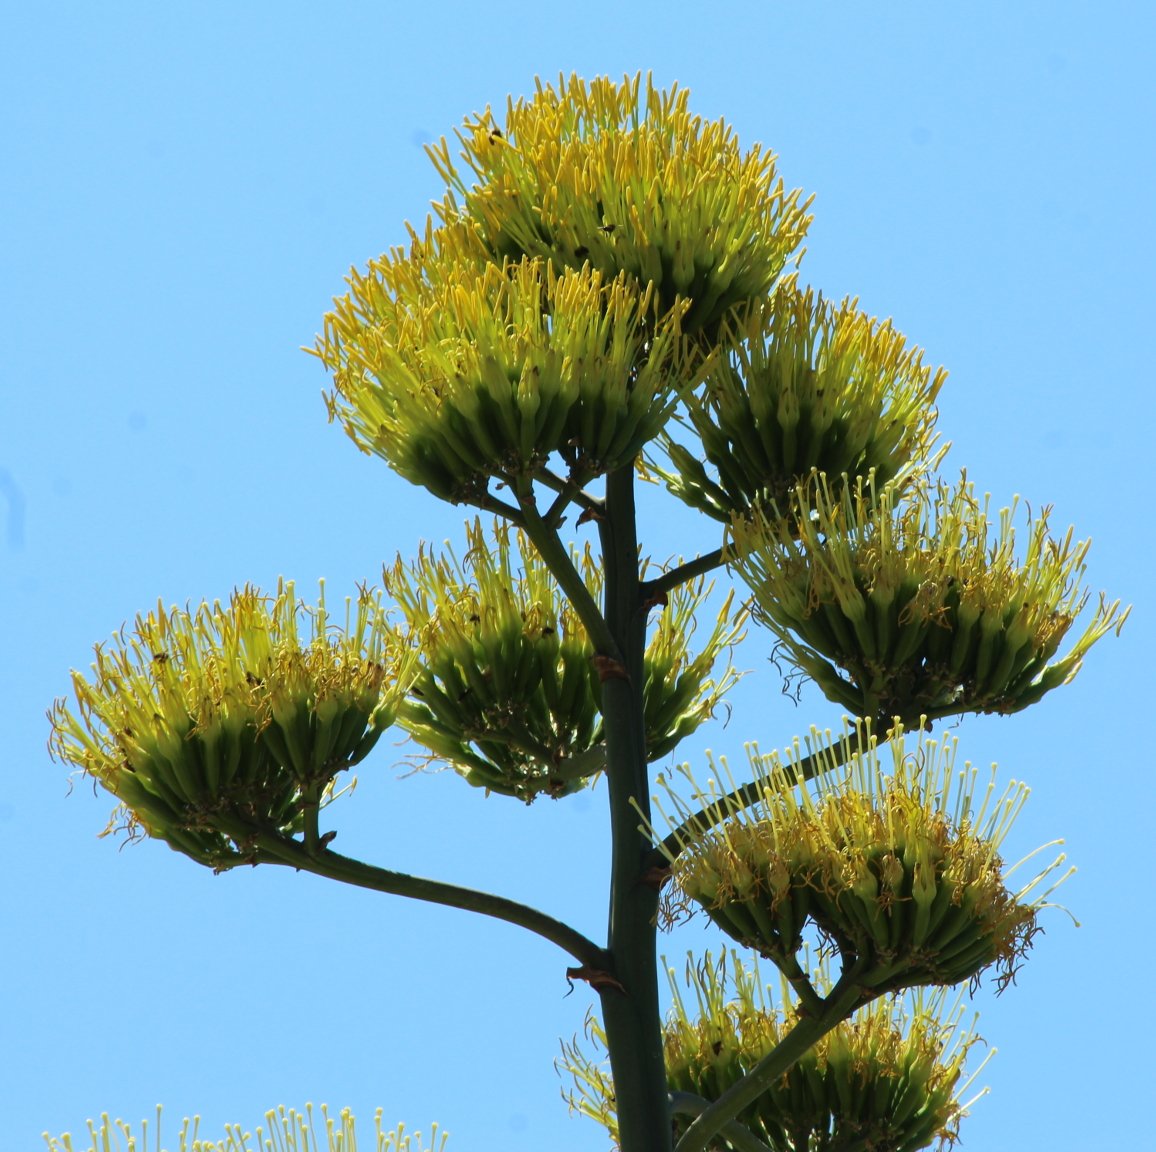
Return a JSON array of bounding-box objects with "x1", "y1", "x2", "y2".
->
[
  {"x1": 729, "y1": 470, "x2": 1128, "y2": 724},
  {"x1": 386, "y1": 519, "x2": 744, "y2": 801},
  {"x1": 562, "y1": 951, "x2": 985, "y2": 1152},
  {"x1": 658, "y1": 281, "x2": 946, "y2": 521},
  {"x1": 655, "y1": 722, "x2": 1071, "y2": 999},
  {"x1": 49, "y1": 582, "x2": 415, "y2": 868},
  {"x1": 316, "y1": 221, "x2": 696, "y2": 505},
  {"x1": 427, "y1": 72, "x2": 813, "y2": 335}
]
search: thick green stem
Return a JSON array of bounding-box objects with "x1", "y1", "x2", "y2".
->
[
  {"x1": 596, "y1": 464, "x2": 673, "y2": 1152},
  {"x1": 252, "y1": 832, "x2": 607, "y2": 969}
]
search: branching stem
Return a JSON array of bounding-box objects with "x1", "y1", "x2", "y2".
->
[
  {"x1": 472, "y1": 487, "x2": 526, "y2": 524},
  {"x1": 668, "y1": 1094, "x2": 773, "y2": 1152},
  {"x1": 517, "y1": 479, "x2": 620, "y2": 658},
  {"x1": 252, "y1": 832, "x2": 608, "y2": 970},
  {"x1": 532, "y1": 465, "x2": 604, "y2": 528},
  {"x1": 640, "y1": 547, "x2": 727, "y2": 600}
]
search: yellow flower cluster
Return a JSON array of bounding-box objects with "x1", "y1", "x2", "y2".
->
[
  {"x1": 662, "y1": 280, "x2": 946, "y2": 520},
  {"x1": 659, "y1": 724, "x2": 1068, "y2": 996},
  {"x1": 563, "y1": 952, "x2": 981, "y2": 1152},
  {"x1": 49, "y1": 583, "x2": 413, "y2": 866},
  {"x1": 729, "y1": 471, "x2": 1128, "y2": 723},
  {"x1": 427, "y1": 73, "x2": 812, "y2": 334},
  {"x1": 318, "y1": 229, "x2": 694, "y2": 503},
  {"x1": 43, "y1": 1104, "x2": 446, "y2": 1152},
  {"x1": 314, "y1": 74, "x2": 817, "y2": 507},
  {"x1": 386, "y1": 520, "x2": 743, "y2": 800}
]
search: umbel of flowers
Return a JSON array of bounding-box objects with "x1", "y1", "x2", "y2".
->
[
  {"x1": 729, "y1": 470, "x2": 1128, "y2": 726},
  {"x1": 314, "y1": 75, "x2": 821, "y2": 514},
  {"x1": 563, "y1": 952, "x2": 984, "y2": 1152},
  {"x1": 317, "y1": 233, "x2": 700, "y2": 505},
  {"x1": 658, "y1": 281, "x2": 946, "y2": 522},
  {"x1": 424, "y1": 73, "x2": 813, "y2": 334},
  {"x1": 386, "y1": 518, "x2": 743, "y2": 801},
  {"x1": 656, "y1": 723, "x2": 1070, "y2": 1002},
  {"x1": 50, "y1": 582, "x2": 414, "y2": 868}
]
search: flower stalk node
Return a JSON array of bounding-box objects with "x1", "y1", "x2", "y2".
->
[
  {"x1": 567, "y1": 965, "x2": 628, "y2": 996},
  {"x1": 593, "y1": 654, "x2": 631, "y2": 683}
]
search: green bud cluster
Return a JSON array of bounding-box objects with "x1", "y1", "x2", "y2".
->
[
  {"x1": 659, "y1": 281, "x2": 945, "y2": 521},
  {"x1": 729, "y1": 471, "x2": 1128, "y2": 724},
  {"x1": 49, "y1": 582, "x2": 414, "y2": 867},
  {"x1": 657, "y1": 725, "x2": 1068, "y2": 998},
  {"x1": 426, "y1": 73, "x2": 812, "y2": 335},
  {"x1": 562, "y1": 952, "x2": 981, "y2": 1152},
  {"x1": 386, "y1": 520, "x2": 743, "y2": 801}
]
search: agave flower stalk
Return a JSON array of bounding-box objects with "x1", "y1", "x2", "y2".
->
[
  {"x1": 563, "y1": 951, "x2": 984, "y2": 1152},
  {"x1": 655, "y1": 723, "x2": 1070, "y2": 1001},
  {"x1": 49, "y1": 582, "x2": 415, "y2": 868},
  {"x1": 316, "y1": 223, "x2": 697, "y2": 506},
  {"x1": 426, "y1": 72, "x2": 813, "y2": 335},
  {"x1": 48, "y1": 74, "x2": 1131, "y2": 1152},
  {"x1": 385, "y1": 518, "x2": 744, "y2": 801},
  {"x1": 729, "y1": 471, "x2": 1128, "y2": 725},
  {"x1": 659, "y1": 281, "x2": 946, "y2": 522}
]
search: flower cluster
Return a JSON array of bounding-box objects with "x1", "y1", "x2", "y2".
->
[
  {"x1": 427, "y1": 72, "x2": 812, "y2": 334},
  {"x1": 317, "y1": 230, "x2": 695, "y2": 504},
  {"x1": 43, "y1": 1104, "x2": 447, "y2": 1152},
  {"x1": 314, "y1": 74, "x2": 819, "y2": 508},
  {"x1": 49, "y1": 582, "x2": 414, "y2": 867},
  {"x1": 563, "y1": 952, "x2": 982, "y2": 1152},
  {"x1": 386, "y1": 519, "x2": 743, "y2": 800},
  {"x1": 660, "y1": 281, "x2": 945, "y2": 521},
  {"x1": 658, "y1": 724, "x2": 1068, "y2": 998},
  {"x1": 729, "y1": 471, "x2": 1128, "y2": 724}
]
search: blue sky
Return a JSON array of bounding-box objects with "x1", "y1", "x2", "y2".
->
[{"x1": 3, "y1": 3, "x2": 1153, "y2": 1150}]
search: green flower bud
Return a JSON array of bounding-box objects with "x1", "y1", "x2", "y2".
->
[
  {"x1": 426, "y1": 73, "x2": 812, "y2": 335},
  {"x1": 729, "y1": 470, "x2": 1128, "y2": 724},
  {"x1": 49, "y1": 582, "x2": 415, "y2": 868}
]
